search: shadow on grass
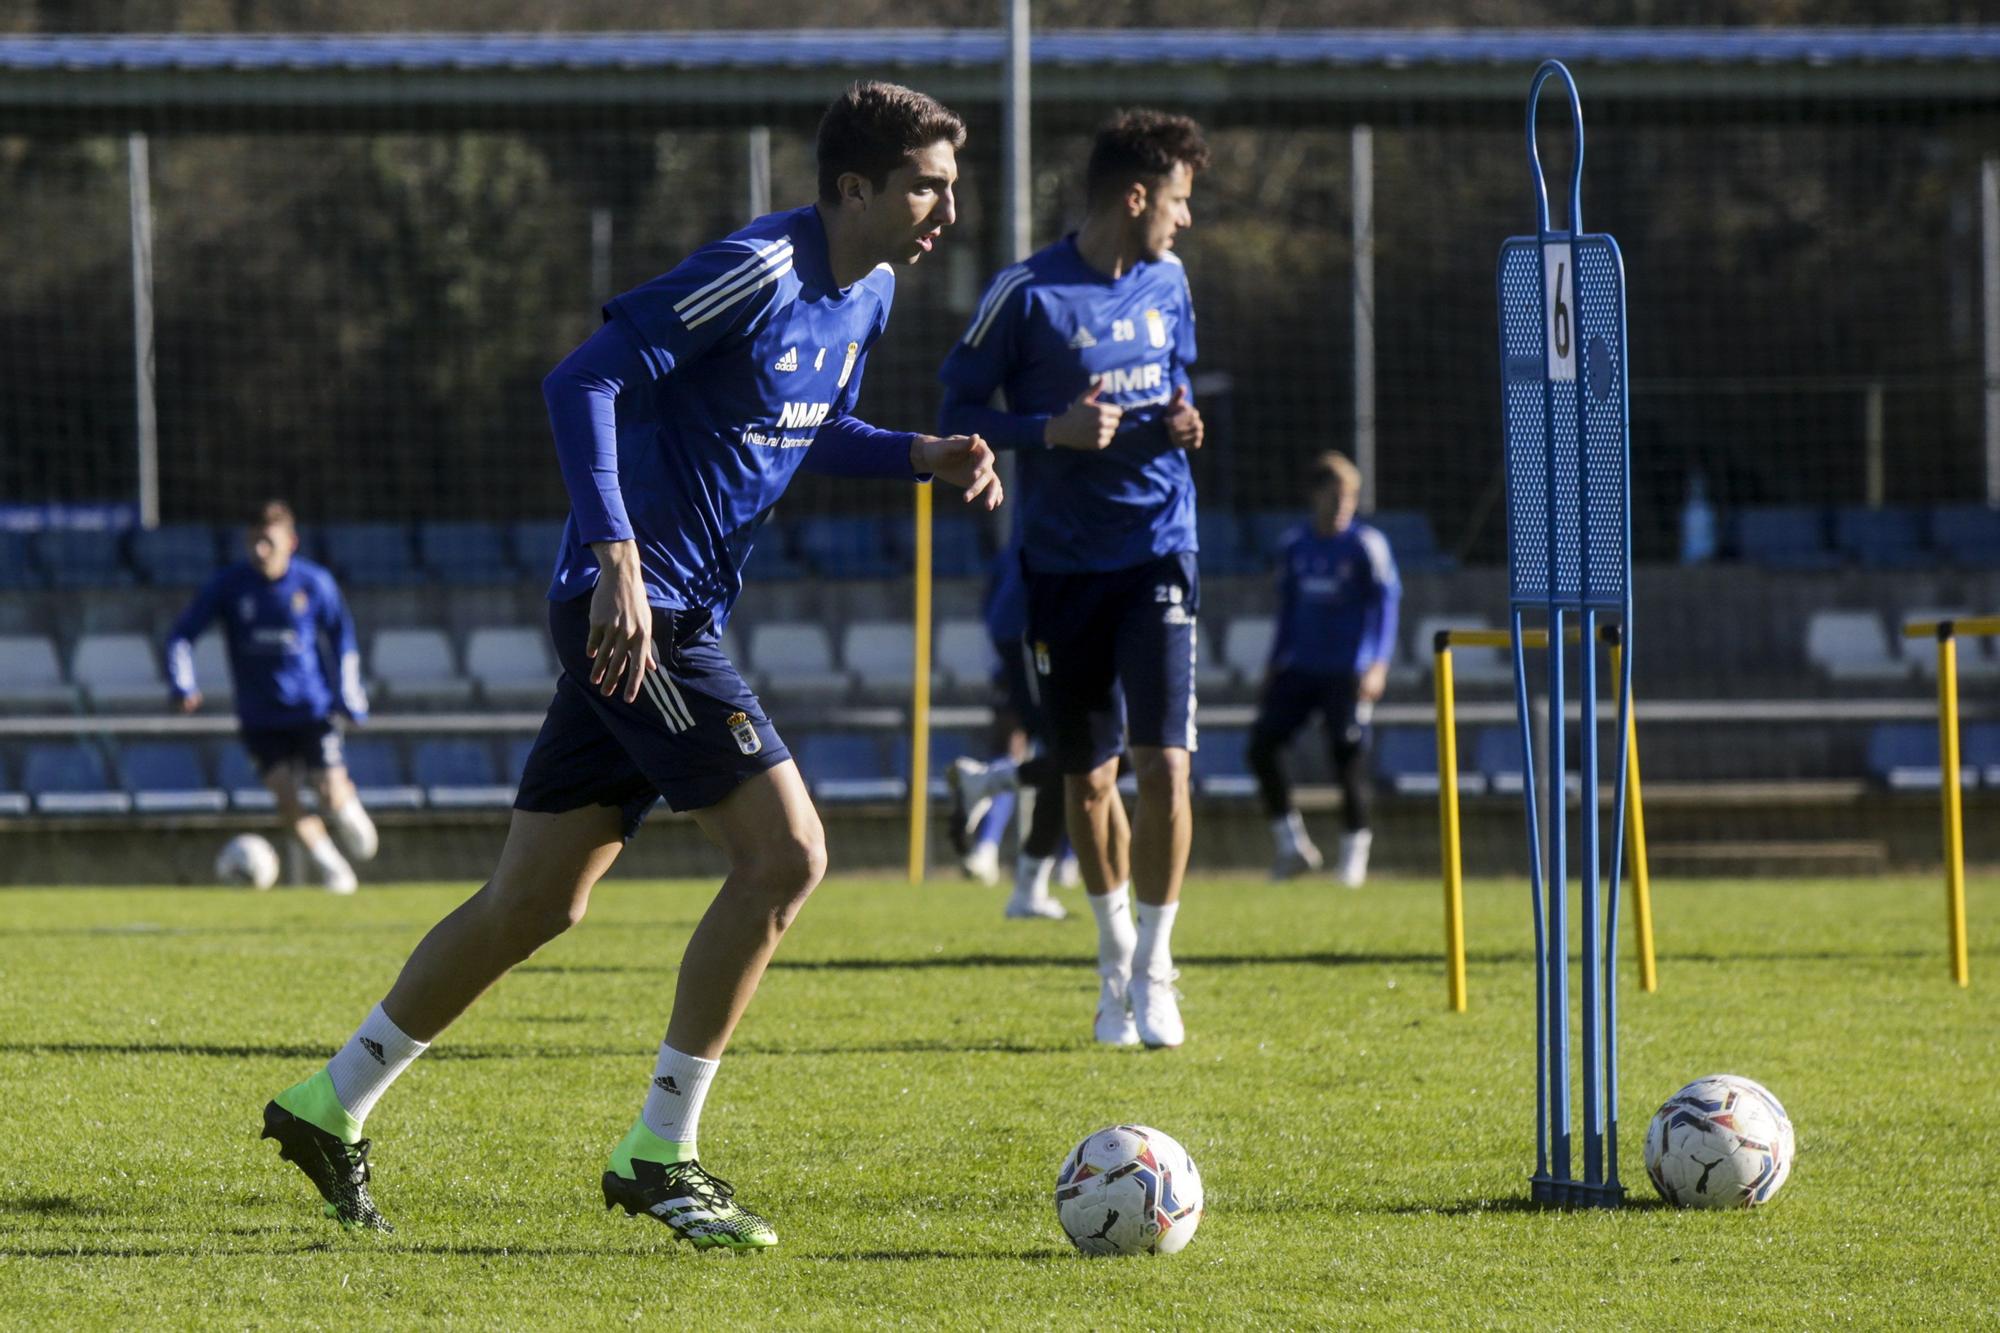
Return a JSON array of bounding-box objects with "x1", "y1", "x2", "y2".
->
[
  {"x1": 811, "y1": 1247, "x2": 1071, "y2": 1262},
  {"x1": 0, "y1": 1195, "x2": 102, "y2": 1217},
  {"x1": 1377, "y1": 1194, "x2": 1674, "y2": 1216},
  {"x1": 517, "y1": 950, "x2": 1522, "y2": 977},
  {"x1": 1, "y1": 1241, "x2": 339, "y2": 1259},
  {"x1": 0, "y1": 1038, "x2": 1078, "y2": 1060}
]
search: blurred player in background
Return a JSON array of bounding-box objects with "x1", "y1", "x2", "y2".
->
[
  {"x1": 1248, "y1": 452, "x2": 1400, "y2": 886},
  {"x1": 258, "y1": 82, "x2": 998, "y2": 1249},
  {"x1": 940, "y1": 110, "x2": 1209, "y2": 1049},
  {"x1": 165, "y1": 499, "x2": 377, "y2": 894}
]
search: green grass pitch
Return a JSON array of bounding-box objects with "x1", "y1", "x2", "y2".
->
[{"x1": 1, "y1": 873, "x2": 1994, "y2": 1328}]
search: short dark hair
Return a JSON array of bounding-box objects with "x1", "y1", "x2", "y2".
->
[
  {"x1": 816, "y1": 81, "x2": 966, "y2": 204},
  {"x1": 249, "y1": 499, "x2": 295, "y2": 529},
  {"x1": 1086, "y1": 109, "x2": 1210, "y2": 204}
]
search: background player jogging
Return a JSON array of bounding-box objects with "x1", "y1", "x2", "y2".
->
[
  {"x1": 258, "y1": 82, "x2": 999, "y2": 1248},
  {"x1": 165, "y1": 499, "x2": 378, "y2": 894},
  {"x1": 1247, "y1": 451, "x2": 1401, "y2": 886},
  {"x1": 940, "y1": 110, "x2": 1209, "y2": 1050}
]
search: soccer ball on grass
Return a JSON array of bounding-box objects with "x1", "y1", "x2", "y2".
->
[
  {"x1": 1643, "y1": 1073, "x2": 1794, "y2": 1209},
  {"x1": 215, "y1": 833, "x2": 281, "y2": 890},
  {"x1": 1055, "y1": 1124, "x2": 1204, "y2": 1255}
]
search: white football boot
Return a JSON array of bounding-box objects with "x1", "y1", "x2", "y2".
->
[
  {"x1": 329, "y1": 799, "x2": 379, "y2": 863},
  {"x1": 1093, "y1": 976, "x2": 1140, "y2": 1047},
  {"x1": 961, "y1": 841, "x2": 1002, "y2": 887},
  {"x1": 1130, "y1": 971, "x2": 1185, "y2": 1049},
  {"x1": 1336, "y1": 830, "x2": 1373, "y2": 889}
]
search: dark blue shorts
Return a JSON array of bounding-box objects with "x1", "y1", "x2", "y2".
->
[
  {"x1": 1024, "y1": 551, "x2": 1199, "y2": 774},
  {"x1": 1252, "y1": 669, "x2": 1370, "y2": 752},
  {"x1": 992, "y1": 632, "x2": 1044, "y2": 736},
  {"x1": 241, "y1": 719, "x2": 343, "y2": 776},
  {"x1": 514, "y1": 596, "x2": 790, "y2": 837}
]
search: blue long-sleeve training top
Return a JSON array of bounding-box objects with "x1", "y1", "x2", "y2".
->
[{"x1": 166, "y1": 557, "x2": 368, "y2": 729}]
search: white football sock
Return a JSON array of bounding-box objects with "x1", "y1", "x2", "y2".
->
[
  {"x1": 1271, "y1": 811, "x2": 1307, "y2": 853},
  {"x1": 1089, "y1": 883, "x2": 1137, "y2": 982},
  {"x1": 326, "y1": 1003, "x2": 429, "y2": 1126},
  {"x1": 640, "y1": 1044, "x2": 720, "y2": 1152},
  {"x1": 1010, "y1": 854, "x2": 1056, "y2": 909},
  {"x1": 329, "y1": 797, "x2": 379, "y2": 862},
  {"x1": 299, "y1": 824, "x2": 356, "y2": 885},
  {"x1": 1134, "y1": 900, "x2": 1180, "y2": 982}
]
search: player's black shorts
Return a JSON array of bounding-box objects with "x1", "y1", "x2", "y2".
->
[
  {"x1": 1024, "y1": 551, "x2": 1199, "y2": 774},
  {"x1": 240, "y1": 718, "x2": 343, "y2": 776},
  {"x1": 514, "y1": 594, "x2": 790, "y2": 837},
  {"x1": 1251, "y1": 668, "x2": 1371, "y2": 752},
  {"x1": 992, "y1": 632, "x2": 1044, "y2": 736}
]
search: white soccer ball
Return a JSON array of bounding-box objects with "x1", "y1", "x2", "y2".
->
[
  {"x1": 1644, "y1": 1073, "x2": 1794, "y2": 1209},
  {"x1": 1055, "y1": 1124, "x2": 1204, "y2": 1256},
  {"x1": 215, "y1": 833, "x2": 281, "y2": 890}
]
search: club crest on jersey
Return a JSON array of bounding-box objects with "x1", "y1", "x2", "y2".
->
[
  {"x1": 774, "y1": 346, "x2": 799, "y2": 372},
  {"x1": 835, "y1": 341, "x2": 860, "y2": 389},
  {"x1": 726, "y1": 711, "x2": 762, "y2": 756},
  {"x1": 814, "y1": 346, "x2": 827, "y2": 372},
  {"x1": 1145, "y1": 308, "x2": 1168, "y2": 348},
  {"x1": 292, "y1": 589, "x2": 310, "y2": 615}
]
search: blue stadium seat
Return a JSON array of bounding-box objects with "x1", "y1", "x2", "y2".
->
[
  {"x1": 1371, "y1": 510, "x2": 1458, "y2": 573},
  {"x1": 319, "y1": 522, "x2": 420, "y2": 586},
  {"x1": 1865, "y1": 722, "x2": 1958, "y2": 790},
  {"x1": 122, "y1": 740, "x2": 227, "y2": 814},
  {"x1": 130, "y1": 524, "x2": 222, "y2": 585},
  {"x1": 1931, "y1": 505, "x2": 2000, "y2": 568},
  {"x1": 32, "y1": 528, "x2": 134, "y2": 588},
  {"x1": 1832, "y1": 506, "x2": 1929, "y2": 570},
  {"x1": 0, "y1": 751, "x2": 28, "y2": 816},
  {"x1": 739, "y1": 521, "x2": 807, "y2": 581},
  {"x1": 797, "y1": 516, "x2": 901, "y2": 579},
  {"x1": 0, "y1": 531, "x2": 44, "y2": 589},
  {"x1": 343, "y1": 736, "x2": 424, "y2": 810},
  {"x1": 507, "y1": 519, "x2": 568, "y2": 576},
  {"x1": 411, "y1": 738, "x2": 512, "y2": 808},
  {"x1": 925, "y1": 515, "x2": 990, "y2": 578},
  {"x1": 793, "y1": 731, "x2": 901, "y2": 801},
  {"x1": 1196, "y1": 512, "x2": 1259, "y2": 575},
  {"x1": 1373, "y1": 728, "x2": 1443, "y2": 796},
  {"x1": 214, "y1": 744, "x2": 277, "y2": 812},
  {"x1": 502, "y1": 734, "x2": 539, "y2": 786},
  {"x1": 1965, "y1": 723, "x2": 2000, "y2": 788},
  {"x1": 24, "y1": 741, "x2": 130, "y2": 814},
  {"x1": 925, "y1": 729, "x2": 977, "y2": 798},
  {"x1": 1731, "y1": 506, "x2": 1837, "y2": 571},
  {"x1": 1191, "y1": 727, "x2": 1253, "y2": 797},
  {"x1": 1473, "y1": 727, "x2": 1526, "y2": 795},
  {"x1": 416, "y1": 521, "x2": 514, "y2": 584},
  {"x1": 1247, "y1": 511, "x2": 1308, "y2": 567}
]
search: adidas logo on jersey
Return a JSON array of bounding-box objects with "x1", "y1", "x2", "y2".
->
[
  {"x1": 774, "y1": 347, "x2": 799, "y2": 372},
  {"x1": 775, "y1": 401, "x2": 831, "y2": 430},
  {"x1": 1068, "y1": 327, "x2": 1098, "y2": 349}
]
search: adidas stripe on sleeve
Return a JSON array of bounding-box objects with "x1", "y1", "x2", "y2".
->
[{"x1": 606, "y1": 236, "x2": 795, "y2": 380}]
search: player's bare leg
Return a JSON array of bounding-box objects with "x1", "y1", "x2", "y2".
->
[
  {"x1": 1068, "y1": 759, "x2": 1140, "y2": 1046},
  {"x1": 313, "y1": 764, "x2": 379, "y2": 864},
  {"x1": 1127, "y1": 744, "x2": 1191, "y2": 1049},
  {"x1": 265, "y1": 760, "x2": 356, "y2": 894}
]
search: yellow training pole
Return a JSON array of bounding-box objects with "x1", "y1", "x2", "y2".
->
[
  {"x1": 1608, "y1": 637, "x2": 1657, "y2": 994},
  {"x1": 907, "y1": 483, "x2": 934, "y2": 885},
  {"x1": 1435, "y1": 639, "x2": 1467, "y2": 1013},
  {"x1": 1937, "y1": 626, "x2": 1970, "y2": 987}
]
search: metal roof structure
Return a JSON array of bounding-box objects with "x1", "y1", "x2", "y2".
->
[{"x1": 0, "y1": 28, "x2": 1994, "y2": 129}]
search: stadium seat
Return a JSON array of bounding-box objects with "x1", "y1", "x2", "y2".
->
[
  {"x1": 1417, "y1": 616, "x2": 1511, "y2": 686},
  {"x1": 31, "y1": 528, "x2": 135, "y2": 588},
  {"x1": 121, "y1": 740, "x2": 227, "y2": 814},
  {"x1": 507, "y1": 519, "x2": 568, "y2": 577},
  {"x1": 0, "y1": 532, "x2": 45, "y2": 589},
  {"x1": 0, "y1": 752, "x2": 27, "y2": 816},
  {"x1": 130, "y1": 524, "x2": 222, "y2": 585},
  {"x1": 841, "y1": 621, "x2": 914, "y2": 701},
  {"x1": 502, "y1": 733, "x2": 539, "y2": 787},
  {"x1": 1196, "y1": 512, "x2": 1259, "y2": 575},
  {"x1": 934, "y1": 618, "x2": 1000, "y2": 697},
  {"x1": 342, "y1": 737, "x2": 424, "y2": 810},
  {"x1": 1191, "y1": 726, "x2": 1254, "y2": 798},
  {"x1": 1474, "y1": 727, "x2": 1527, "y2": 795},
  {"x1": 928, "y1": 515, "x2": 991, "y2": 578},
  {"x1": 463, "y1": 626, "x2": 557, "y2": 708},
  {"x1": 792, "y1": 731, "x2": 901, "y2": 802},
  {"x1": 70, "y1": 633, "x2": 167, "y2": 712},
  {"x1": 24, "y1": 741, "x2": 130, "y2": 814},
  {"x1": 1804, "y1": 611, "x2": 1907, "y2": 683},
  {"x1": 1731, "y1": 506, "x2": 1837, "y2": 571},
  {"x1": 1247, "y1": 512, "x2": 1308, "y2": 568},
  {"x1": 796, "y1": 515, "x2": 901, "y2": 579},
  {"x1": 416, "y1": 521, "x2": 514, "y2": 584},
  {"x1": 1192, "y1": 620, "x2": 1237, "y2": 696},
  {"x1": 1374, "y1": 728, "x2": 1445, "y2": 796},
  {"x1": 747, "y1": 623, "x2": 849, "y2": 699},
  {"x1": 320, "y1": 522, "x2": 421, "y2": 586},
  {"x1": 1864, "y1": 722, "x2": 1969, "y2": 790},
  {"x1": 925, "y1": 729, "x2": 977, "y2": 799},
  {"x1": 739, "y1": 523, "x2": 807, "y2": 581},
  {"x1": 190, "y1": 632, "x2": 234, "y2": 706},
  {"x1": 215, "y1": 744, "x2": 276, "y2": 811},
  {"x1": 1964, "y1": 723, "x2": 2000, "y2": 789},
  {"x1": 411, "y1": 738, "x2": 513, "y2": 808},
  {"x1": 1370, "y1": 509, "x2": 1457, "y2": 573},
  {"x1": 1222, "y1": 616, "x2": 1276, "y2": 683},
  {"x1": 370, "y1": 628, "x2": 476, "y2": 707},
  {"x1": 1832, "y1": 506, "x2": 1929, "y2": 570},
  {"x1": 1896, "y1": 611, "x2": 2000, "y2": 682},
  {"x1": 1931, "y1": 504, "x2": 2000, "y2": 568},
  {"x1": 0, "y1": 635, "x2": 81, "y2": 712}
]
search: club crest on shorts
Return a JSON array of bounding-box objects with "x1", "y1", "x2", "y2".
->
[{"x1": 726, "y1": 711, "x2": 762, "y2": 756}]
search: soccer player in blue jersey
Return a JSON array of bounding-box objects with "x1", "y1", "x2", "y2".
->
[
  {"x1": 260, "y1": 83, "x2": 997, "y2": 1246},
  {"x1": 1248, "y1": 452, "x2": 1401, "y2": 886},
  {"x1": 166, "y1": 500, "x2": 378, "y2": 894},
  {"x1": 939, "y1": 111, "x2": 1209, "y2": 1049}
]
